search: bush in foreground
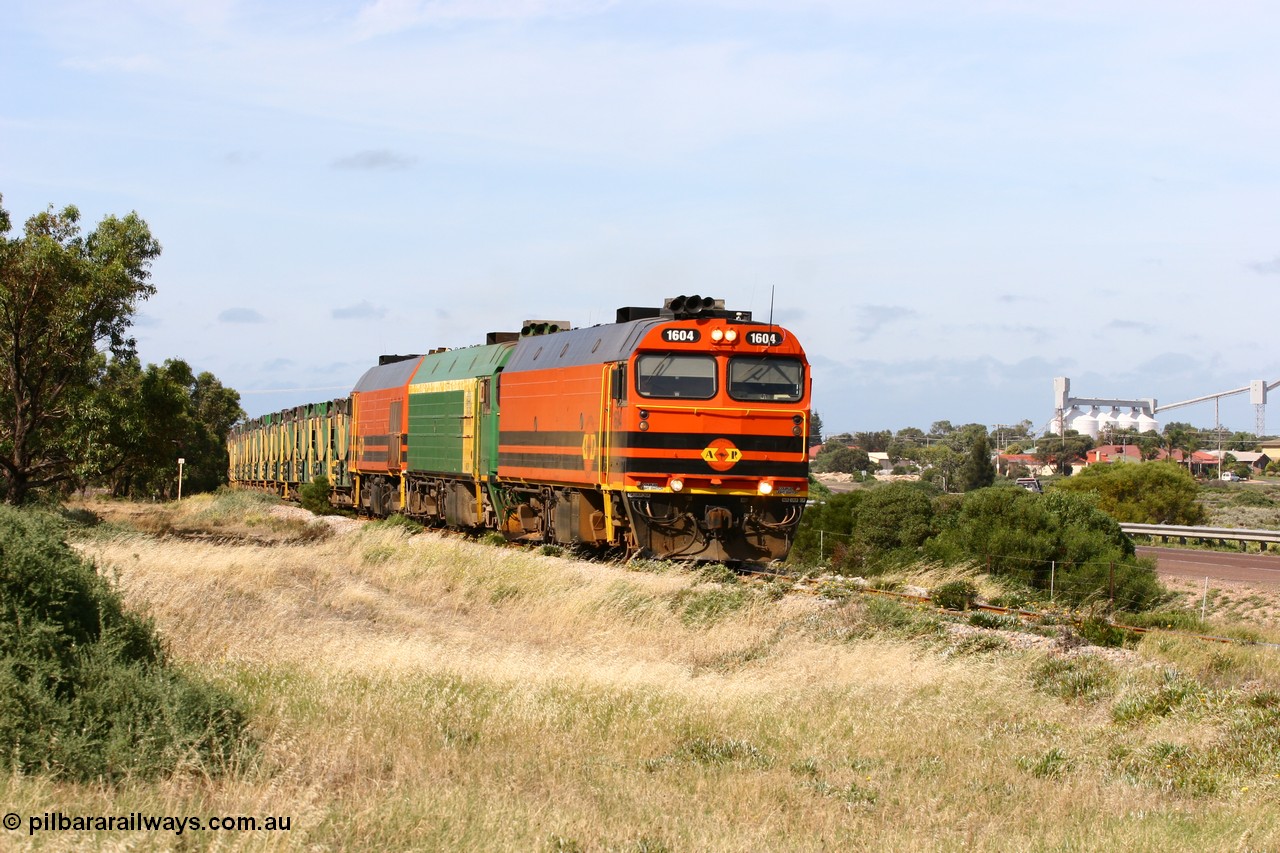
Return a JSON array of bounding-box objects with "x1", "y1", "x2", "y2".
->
[
  {"x1": 789, "y1": 482, "x2": 938, "y2": 573},
  {"x1": 928, "y1": 487, "x2": 1164, "y2": 611},
  {"x1": 931, "y1": 580, "x2": 978, "y2": 611},
  {"x1": 299, "y1": 475, "x2": 333, "y2": 515},
  {"x1": 793, "y1": 482, "x2": 1166, "y2": 612},
  {"x1": 0, "y1": 506, "x2": 250, "y2": 780}
]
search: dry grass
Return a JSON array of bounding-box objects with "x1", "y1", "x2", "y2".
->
[
  {"x1": 4, "y1": 496, "x2": 1280, "y2": 850},
  {"x1": 1160, "y1": 574, "x2": 1280, "y2": 632}
]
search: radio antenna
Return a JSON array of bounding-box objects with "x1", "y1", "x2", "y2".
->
[{"x1": 767, "y1": 286, "x2": 775, "y2": 347}]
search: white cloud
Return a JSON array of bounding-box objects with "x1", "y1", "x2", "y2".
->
[
  {"x1": 850, "y1": 305, "x2": 918, "y2": 343},
  {"x1": 218, "y1": 308, "x2": 267, "y2": 324},
  {"x1": 354, "y1": 0, "x2": 616, "y2": 38},
  {"x1": 1249, "y1": 256, "x2": 1280, "y2": 276},
  {"x1": 62, "y1": 54, "x2": 161, "y2": 73},
  {"x1": 332, "y1": 301, "x2": 388, "y2": 320},
  {"x1": 331, "y1": 150, "x2": 416, "y2": 171}
]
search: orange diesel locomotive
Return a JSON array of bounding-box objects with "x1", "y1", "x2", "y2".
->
[{"x1": 495, "y1": 296, "x2": 809, "y2": 563}]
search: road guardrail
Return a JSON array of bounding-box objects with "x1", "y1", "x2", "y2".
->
[{"x1": 1121, "y1": 523, "x2": 1280, "y2": 550}]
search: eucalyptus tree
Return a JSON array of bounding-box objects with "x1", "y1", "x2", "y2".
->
[{"x1": 0, "y1": 196, "x2": 160, "y2": 502}]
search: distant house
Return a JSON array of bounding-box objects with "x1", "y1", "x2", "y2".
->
[
  {"x1": 1085, "y1": 445, "x2": 1143, "y2": 465},
  {"x1": 808, "y1": 443, "x2": 895, "y2": 471},
  {"x1": 998, "y1": 453, "x2": 1038, "y2": 467},
  {"x1": 1202, "y1": 449, "x2": 1271, "y2": 473},
  {"x1": 997, "y1": 453, "x2": 1055, "y2": 477},
  {"x1": 1187, "y1": 450, "x2": 1221, "y2": 477}
]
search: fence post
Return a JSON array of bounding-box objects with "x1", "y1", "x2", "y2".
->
[
  {"x1": 1202, "y1": 577, "x2": 1209, "y2": 620},
  {"x1": 819, "y1": 529, "x2": 824, "y2": 562},
  {"x1": 1109, "y1": 561, "x2": 1114, "y2": 606},
  {"x1": 1050, "y1": 560, "x2": 1055, "y2": 602}
]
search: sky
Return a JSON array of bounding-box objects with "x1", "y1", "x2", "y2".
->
[{"x1": 3, "y1": 0, "x2": 1278, "y2": 436}]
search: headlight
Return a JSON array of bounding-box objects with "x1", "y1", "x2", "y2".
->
[
  {"x1": 725, "y1": 329, "x2": 738, "y2": 342},
  {"x1": 711, "y1": 328, "x2": 724, "y2": 341},
  {"x1": 670, "y1": 478, "x2": 685, "y2": 492},
  {"x1": 757, "y1": 481, "x2": 773, "y2": 495}
]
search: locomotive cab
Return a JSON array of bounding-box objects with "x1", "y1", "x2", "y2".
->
[{"x1": 611, "y1": 296, "x2": 810, "y2": 562}]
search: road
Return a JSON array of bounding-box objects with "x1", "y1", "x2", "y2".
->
[{"x1": 1138, "y1": 545, "x2": 1280, "y2": 585}]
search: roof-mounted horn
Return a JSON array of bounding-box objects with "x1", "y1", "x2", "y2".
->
[{"x1": 663, "y1": 295, "x2": 722, "y2": 319}]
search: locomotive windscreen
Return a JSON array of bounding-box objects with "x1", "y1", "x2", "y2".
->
[
  {"x1": 635, "y1": 353, "x2": 717, "y2": 399},
  {"x1": 726, "y1": 356, "x2": 804, "y2": 402}
]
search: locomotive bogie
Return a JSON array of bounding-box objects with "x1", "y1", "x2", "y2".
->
[{"x1": 622, "y1": 493, "x2": 804, "y2": 563}]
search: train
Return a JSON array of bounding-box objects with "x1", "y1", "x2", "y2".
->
[{"x1": 227, "y1": 296, "x2": 811, "y2": 563}]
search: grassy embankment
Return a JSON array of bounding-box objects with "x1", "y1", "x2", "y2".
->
[
  {"x1": 1200, "y1": 479, "x2": 1280, "y2": 532},
  {"x1": 1137, "y1": 479, "x2": 1280, "y2": 626},
  {"x1": 4, "y1": 490, "x2": 1280, "y2": 851}
]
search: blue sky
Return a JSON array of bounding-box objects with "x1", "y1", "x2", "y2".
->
[{"x1": 3, "y1": 0, "x2": 1278, "y2": 435}]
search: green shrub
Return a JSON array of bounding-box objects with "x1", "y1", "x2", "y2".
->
[
  {"x1": 952, "y1": 634, "x2": 1009, "y2": 655},
  {"x1": 863, "y1": 596, "x2": 943, "y2": 638},
  {"x1": 1018, "y1": 747, "x2": 1071, "y2": 779},
  {"x1": 816, "y1": 579, "x2": 859, "y2": 602},
  {"x1": 853, "y1": 483, "x2": 938, "y2": 569},
  {"x1": 788, "y1": 491, "x2": 865, "y2": 566},
  {"x1": 0, "y1": 507, "x2": 249, "y2": 780},
  {"x1": 1112, "y1": 671, "x2": 1199, "y2": 724},
  {"x1": 931, "y1": 579, "x2": 978, "y2": 611},
  {"x1": 299, "y1": 475, "x2": 333, "y2": 514},
  {"x1": 806, "y1": 475, "x2": 833, "y2": 499},
  {"x1": 1030, "y1": 656, "x2": 1116, "y2": 702},
  {"x1": 1232, "y1": 490, "x2": 1274, "y2": 508},
  {"x1": 969, "y1": 611, "x2": 1020, "y2": 630},
  {"x1": 696, "y1": 563, "x2": 739, "y2": 585},
  {"x1": 370, "y1": 513, "x2": 424, "y2": 534},
  {"x1": 673, "y1": 736, "x2": 771, "y2": 768},
  {"x1": 194, "y1": 487, "x2": 277, "y2": 524},
  {"x1": 988, "y1": 590, "x2": 1035, "y2": 610},
  {"x1": 927, "y1": 488, "x2": 1165, "y2": 611},
  {"x1": 1077, "y1": 616, "x2": 1137, "y2": 648},
  {"x1": 672, "y1": 587, "x2": 751, "y2": 626},
  {"x1": 1116, "y1": 609, "x2": 1209, "y2": 634},
  {"x1": 1051, "y1": 461, "x2": 1205, "y2": 525},
  {"x1": 789, "y1": 482, "x2": 938, "y2": 572}
]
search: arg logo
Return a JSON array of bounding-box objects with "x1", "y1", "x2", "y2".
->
[{"x1": 701, "y1": 438, "x2": 742, "y2": 472}]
